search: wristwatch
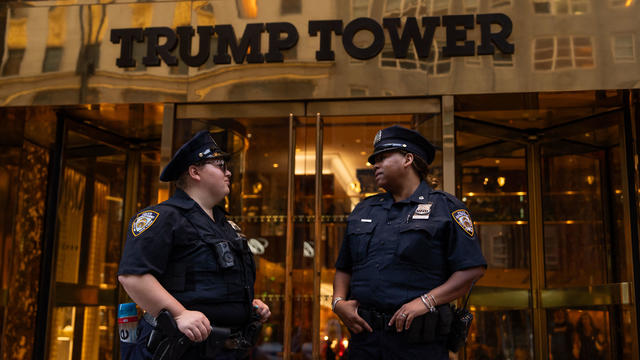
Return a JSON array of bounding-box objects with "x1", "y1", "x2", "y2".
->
[{"x1": 332, "y1": 297, "x2": 345, "y2": 312}]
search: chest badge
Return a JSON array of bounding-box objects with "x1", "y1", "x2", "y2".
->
[
  {"x1": 452, "y1": 209, "x2": 475, "y2": 237},
  {"x1": 412, "y1": 203, "x2": 432, "y2": 220},
  {"x1": 131, "y1": 210, "x2": 159, "y2": 237}
]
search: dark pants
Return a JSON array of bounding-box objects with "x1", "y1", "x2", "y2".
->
[
  {"x1": 348, "y1": 307, "x2": 449, "y2": 360},
  {"x1": 120, "y1": 318, "x2": 243, "y2": 360},
  {"x1": 349, "y1": 329, "x2": 449, "y2": 360}
]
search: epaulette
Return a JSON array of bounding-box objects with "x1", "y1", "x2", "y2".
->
[{"x1": 431, "y1": 190, "x2": 467, "y2": 208}]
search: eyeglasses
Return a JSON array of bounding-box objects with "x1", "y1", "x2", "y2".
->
[{"x1": 204, "y1": 158, "x2": 228, "y2": 173}]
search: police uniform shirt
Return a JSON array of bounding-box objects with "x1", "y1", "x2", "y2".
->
[
  {"x1": 118, "y1": 188, "x2": 256, "y2": 327},
  {"x1": 335, "y1": 181, "x2": 486, "y2": 311}
]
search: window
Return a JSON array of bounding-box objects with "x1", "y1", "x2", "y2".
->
[
  {"x1": 385, "y1": 0, "x2": 449, "y2": 17},
  {"x1": 612, "y1": 34, "x2": 635, "y2": 62},
  {"x1": 533, "y1": 36, "x2": 594, "y2": 71},
  {"x1": 426, "y1": 40, "x2": 451, "y2": 75},
  {"x1": 491, "y1": 0, "x2": 512, "y2": 8},
  {"x1": 2, "y1": 49, "x2": 25, "y2": 76},
  {"x1": 349, "y1": 86, "x2": 369, "y2": 96},
  {"x1": 493, "y1": 51, "x2": 514, "y2": 67},
  {"x1": 380, "y1": 40, "x2": 451, "y2": 75},
  {"x1": 465, "y1": 55, "x2": 482, "y2": 67},
  {"x1": 533, "y1": 0, "x2": 590, "y2": 14},
  {"x1": 463, "y1": 0, "x2": 479, "y2": 12},
  {"x1": 42, "y1": 47, "x2": 63, "y2": 73},
  {"x1": 384, "y1": 0, "x2": 402, "y2": 17},
  {"x1": 429, "y1": 0, "x2": 450, "y2": 15},
  {"x1": 281, "y1": 0, "x2": 302, "y2": 14},
  {"x1": 610, "y1": 0, "x2": 630, "y2": 7},
  {"x1": 351, "y1": 0, "x2": 370, "y2": 17}
]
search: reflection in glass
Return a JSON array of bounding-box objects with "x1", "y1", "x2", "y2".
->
[
  {"x1": 457, "y1": 126, "x2": 531, "y2": 358},
  {"x1": 466, "y1": 310, "x2": 533, "y2": 360},
  {"x1": 532, "y1": 0, "x2": 590, "y2": 14},
  {"x1": 533, "y1": 36, "x2": 594, "y2": 71},
  {"x1": 612, "y1": 34, "x2": 635, "y2": 62},
  {"x1": 547, "y1": 308, "x2": 619, "y2": 360},
  {"x1": 49, "y1": 129, "x2": 127, "y2": 360}
]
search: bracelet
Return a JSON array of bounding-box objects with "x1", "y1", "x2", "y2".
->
[
  {"x1": 427, "y1": 293, "x2": 438, "y2": 306},
  {"x1": 332, "y1": 297, "x2": 345, "y2": 312},
  {"x1": 420, "y1": 294, "x2": 436, "y2": 312}
]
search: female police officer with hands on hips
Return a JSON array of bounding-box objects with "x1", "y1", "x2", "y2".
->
[
  {"x1": 118, "y1": 130, "x2": 270, "y2": 360},
  {"x1": 332, "y1": 125, "x2": 486, "y2": 359}
]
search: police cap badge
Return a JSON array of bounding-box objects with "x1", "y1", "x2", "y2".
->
[{"x1": 159, "y1": 130, "x2": 230, "y2": 182}]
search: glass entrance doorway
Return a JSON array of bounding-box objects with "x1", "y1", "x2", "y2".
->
[
  {"x1": 456, "y1": 92, "x2": 637, "y2": 360},
  {"x1": 174, "y1": 99, "x2": 442, "y2": 359},
  {"x1": 43, "y1": 106, "x2": 163, "y2": 360}
]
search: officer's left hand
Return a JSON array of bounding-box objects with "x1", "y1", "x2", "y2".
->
[
  {"x1": 252, "y1": 299, "x2": 271, "y2": 323},
  {"x1": 388, "y1": 297, "x2": 429, "y2": 332}
]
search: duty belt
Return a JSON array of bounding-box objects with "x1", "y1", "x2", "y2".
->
[{"x1": 357, "y1": 307, "x2": 395, "y2": 332}]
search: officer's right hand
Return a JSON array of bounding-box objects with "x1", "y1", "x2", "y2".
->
[
  {"x1": 174, "y1": 310, "x2": 211, "y2": 342},
  {"x1": 333, "y1": 300, "x2": 373, "y2": 334}
]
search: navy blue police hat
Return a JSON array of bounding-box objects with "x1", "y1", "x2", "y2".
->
[
  {"x1": 368, "y1": 125, "x2": 436, "y2": 165},
  {"x1": 159, "y1": 130, "x2": 230, "y2": 182}
]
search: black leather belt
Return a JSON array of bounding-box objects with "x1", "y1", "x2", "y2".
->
[{"x1": 357, "y1": 306, "x2": 395, "y2": 332}]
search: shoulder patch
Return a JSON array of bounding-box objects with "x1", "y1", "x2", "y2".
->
[
  {"x1": 132, "y1": 210, "x2": 159, "y2": 237},
  {"x1": 452, "y1": 209, "x2": 474, "y2": 237}
]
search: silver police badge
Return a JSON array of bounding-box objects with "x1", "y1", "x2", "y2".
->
[
  {"x1": 412, "y1": 203, "x2": 432, "y2": 220},
  {"x1": 131, "y1": 210, "x2": 159, "y2": 237},
  {"x1": 373, "y1": 130, "x2": 382, "y2": 145},
  {"x1": 452, "y1": 209, "x2": 474, "y2": 237}
]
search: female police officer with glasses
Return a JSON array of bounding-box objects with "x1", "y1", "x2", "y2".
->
[
  {"x1": 332, "y1": 125, "x2": 486, "y2": 359},
  {"x1": 118, "y1": 130, "x2": 270, "y2": 360}
]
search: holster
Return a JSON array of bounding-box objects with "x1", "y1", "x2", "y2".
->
[
  {"x1": 147, "y1": 310, "x2": 191, "y2": 360},
  {"x1": 202, "y1": 309, "x2": 262, "y2": 358},
  {"x1": 406, "y1": 304, "x2": 453, "y2": 344}
]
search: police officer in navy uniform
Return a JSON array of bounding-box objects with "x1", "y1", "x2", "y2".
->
[
  {"x1": 118, "y1": 130, "x2": 271, "y2": 359},
  {"x1": 332, "y1": 125, "x2": 486, "y2": 359}
]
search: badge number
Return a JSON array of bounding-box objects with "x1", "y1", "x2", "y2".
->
[
  {"x1": 132, "y1": 210, "x2": 159, "y2": 237},
  {"x1": 452, "y1": 209, "x2": 474, "y2": 237}
]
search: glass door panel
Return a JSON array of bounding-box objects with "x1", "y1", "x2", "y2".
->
[
  {"x1": 456, "y1": 126, "x2": 533, "y2": 360},
  {"x1": 48, "y1": 126, "x2": 127, "y2": 360},
  {"x1": 541, "y1": 114, "x2": 632, "y2": 360},
  {"x1": 291, "y1": 116, "x2": 315, "y2": 360}
]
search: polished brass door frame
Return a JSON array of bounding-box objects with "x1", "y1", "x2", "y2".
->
[
  {"x1": 527, "y1": 141, "x2": 548, "y2": 360},
  {"x1": 284, "y1": 113, "x2": 296, "y2": 360},
  {"x1": 312, "y1": 113, "x2": 323, "y2": 360},
  {"x1": 621, "y1": 89, "x2": 640, "y2": 359}
]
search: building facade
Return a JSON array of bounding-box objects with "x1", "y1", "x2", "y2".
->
[{"x1": 1, "y1": 1, "x2": 640, "y2": 360}]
